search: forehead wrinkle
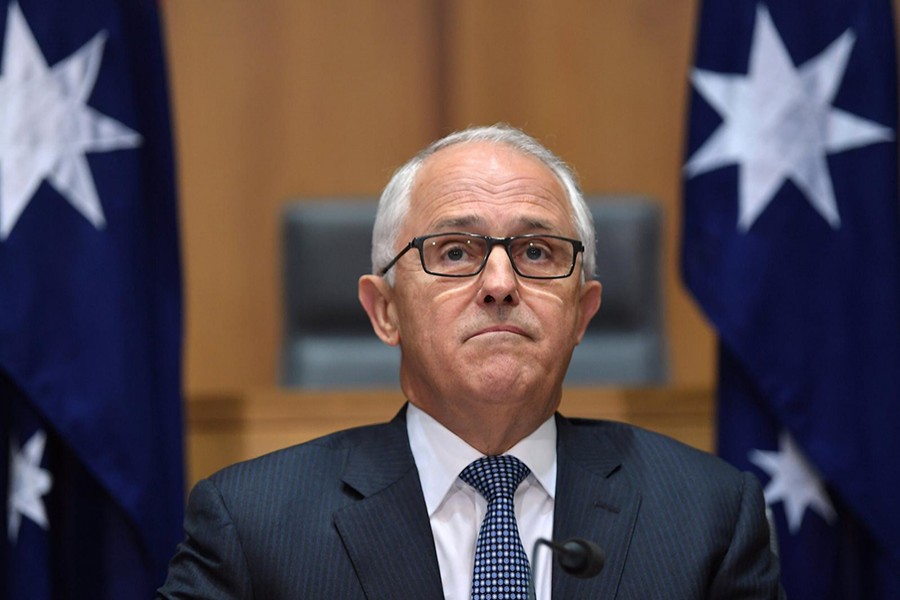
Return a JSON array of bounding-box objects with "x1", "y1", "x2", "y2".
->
[
  {"x1": 428, "y1": 214, "x2": 559, "y2": 236},
  {"x1": 431, "y1": 215, "x2": 485, "y2": 231},
  {"x1": 407, "y1": 143, "x2": 576, "y2": 239},
  {"x1": 514, "y1": 216, "x2": 556, "y2": 232},
  {"x1": 422, "y1": 174, "x2": 562, "y2": 204}
]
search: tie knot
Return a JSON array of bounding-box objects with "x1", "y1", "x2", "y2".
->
[{"x1": 460, "y1": 455, "x2": 530, "y2": 502}]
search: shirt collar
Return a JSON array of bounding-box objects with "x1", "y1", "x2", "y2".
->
[{"x1": 406, "y1": 402, "x2": 557, "y2": 516}]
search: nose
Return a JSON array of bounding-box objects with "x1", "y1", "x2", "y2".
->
[{"x1": 478, "y1": 245, "x2": 519, "y2": 306}]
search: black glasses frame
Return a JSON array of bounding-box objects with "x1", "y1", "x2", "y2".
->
[{"x1": 379, "y1": 232, "x2": 585, "y2": 279}]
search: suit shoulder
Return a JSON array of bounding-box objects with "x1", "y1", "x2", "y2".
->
[
  {"x1": 563, "y1": 416, "x2": 742, "y2": 481},
  {"x1": 205, "y1": 420, "x2": 396, "y2": 486}
]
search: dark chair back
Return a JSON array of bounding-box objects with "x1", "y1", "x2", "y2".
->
[{"x1": 280, "y1": 197, "x2": 667, "y2": 388}]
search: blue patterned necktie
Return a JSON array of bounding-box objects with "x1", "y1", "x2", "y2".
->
[{"x1": 460, "y1": 455, "x2": 532, "y2": 600}]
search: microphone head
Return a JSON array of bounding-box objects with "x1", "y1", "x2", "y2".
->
[{"x1": 558, "y1": 538, "x2": 605, "y2": 579}]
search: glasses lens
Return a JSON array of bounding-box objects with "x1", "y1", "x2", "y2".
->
[
  {"x1": 509, "y1": 236, "x2": 575, "y2": 277},
  {"x1": 421, "y1": 234, "x2": 488, "y2": 276},
  {"x1": 420, "y1": 234, "x2": 577, "y2": 278}
]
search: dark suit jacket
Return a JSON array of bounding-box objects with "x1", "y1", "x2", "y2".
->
[{"x1": 158, "y1": 407, "x2": 784, "y2": 599}]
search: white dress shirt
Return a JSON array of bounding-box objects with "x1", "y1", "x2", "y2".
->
[{"x1": 406, "y1": 403, "x2": 556, "y2": 600}]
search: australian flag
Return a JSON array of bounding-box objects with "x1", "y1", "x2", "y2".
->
[
  {"x1": 0, "y1": 0, "x2": 183, "y2": 597},
  {"x1": 683, "y1": 0, "x2": 900, "y2": 597}
]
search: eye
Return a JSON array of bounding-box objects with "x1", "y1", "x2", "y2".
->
[
  {"x1": 525, "y1": 245, "x2": 545, "y2": 261},
  {"x1": 426, "y1": 235, "x2": 483, "y2": 267},
  {"x1": 520, "y1": 239, "x2": 553, "y2": 262},
  {"x1": 446, "y1": 246, "x2": 465, "y2": 261}
]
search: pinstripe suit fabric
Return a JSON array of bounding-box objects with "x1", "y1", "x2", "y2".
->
[{"x1": 157, "y1": 407, "x2": 784, "y2": 599}]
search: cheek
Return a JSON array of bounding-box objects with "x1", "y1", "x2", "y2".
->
[
  {"x1": 519, "y1": 282, "x2": 582, "y2": 337},
  {"x1": 432, "y1": 280, "x2": 479, "y2": 304},
  {"x1": 518, "y1": 281, "x2": 571, "y2": 313},
  {"x1": 397, "y1": 280, "x2": 477, "y2": 341},
  {"x1": 519, "y1": 284, "x2": 566, "y2": 305}
]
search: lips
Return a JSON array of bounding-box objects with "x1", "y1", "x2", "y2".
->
[{"x1": 467, "y1": 324, "x2": 531, "y2": 340}]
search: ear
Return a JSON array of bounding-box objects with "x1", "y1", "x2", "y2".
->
[
  {"x1": 574, "y1": 279, "x2": 602, "y2": 344},
  {"x1": 358, "y1": 274, "x2": 401, "y2": 346}
]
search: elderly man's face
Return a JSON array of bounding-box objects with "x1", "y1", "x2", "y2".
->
[{"x1": 362, "y1": 141, "x2": 601, "y2": 434}]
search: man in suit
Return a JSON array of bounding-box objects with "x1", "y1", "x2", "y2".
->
[{"x1": 158, "y1": 125, "x2": 784, "y2": 599}]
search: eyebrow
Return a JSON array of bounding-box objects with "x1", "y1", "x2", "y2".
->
[{"x1": 431, "y1": 215, "x2": 483, "y2": 230}]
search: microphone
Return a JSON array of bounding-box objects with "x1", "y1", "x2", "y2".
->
[
  {"x1": 540, "y1": 537, "x2": 605, "y2": 578},
  {"x1": 528, "y1": 537, "x2": 605, "y2": 599}
]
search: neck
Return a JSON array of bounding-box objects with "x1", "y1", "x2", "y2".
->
[{"x1": 405, "y1": 389, "x2": 560, "y2": 456}]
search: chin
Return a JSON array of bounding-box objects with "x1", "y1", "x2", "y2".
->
[{"x1": 470, "y1": 361, "x2": 546, "y2": 399}]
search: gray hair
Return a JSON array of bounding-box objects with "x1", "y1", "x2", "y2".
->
[{"x1": 372, "y1": 124, "x2": 596, "y2": 284}]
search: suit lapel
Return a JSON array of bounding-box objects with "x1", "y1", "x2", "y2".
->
[
  {"x1": 333, "y1": 407, "x2": 444, "y2": 600},
  {"x1": 551, "y1": 415, "x2": 641, "y2": 600}
]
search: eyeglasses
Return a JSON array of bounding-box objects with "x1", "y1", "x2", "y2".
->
[{"x1": 380, "y1": 232, "x2": 585, "y2": 279}]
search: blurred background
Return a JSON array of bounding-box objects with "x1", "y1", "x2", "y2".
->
[
  {"x1": 5, "y1": 2, "x2": 897, "y2": 596},
  {"x1": 161, "y1": 1, "x2": 718, "y2": 484}
]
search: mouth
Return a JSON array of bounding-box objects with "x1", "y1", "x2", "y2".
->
[{"x1": 467, "y1": 325, "x2": 531, "y2": 340}]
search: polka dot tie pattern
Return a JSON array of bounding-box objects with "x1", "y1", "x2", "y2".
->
[{"x1": 459, "y1": 455, "x2": 532, "y2": 600}]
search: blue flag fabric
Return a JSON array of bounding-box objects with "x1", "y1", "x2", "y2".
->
[
  {"x1": 0, "y1": 0, "x2": 183, "y2": 597},
  {"x1": 684, "y1": 1, "x2": 900, "y2": 598}
]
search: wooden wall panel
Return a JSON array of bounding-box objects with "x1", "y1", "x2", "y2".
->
[
  {"x1": 162, "y1": 1, "x2": 716, "y2": 399},
  {"x1": 158, "y1": 0, "x2": 900, "y2": 490},
  {"x1": 186, "y1": 387, "x2": 713, "y2": 485},
  {"x1": 442, "y1": 0, "x2": 713, "y2": 387},
  {"x1": 161, "y1": 1, "x2": 442, "y2": 393}
]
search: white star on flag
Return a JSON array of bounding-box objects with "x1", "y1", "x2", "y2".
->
[
  {"x1": 749, "y1": 430, "x2": 836, "y2": 534},
  {"x1": 684, "y1": 4, "x2": 893, "y2": 231},
  {"x1": 0, "y1": 1, "x2": 142, "y2": 241},
  {"x1": 7, "y1": 429, "x2": 53, "y2": 543}
]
